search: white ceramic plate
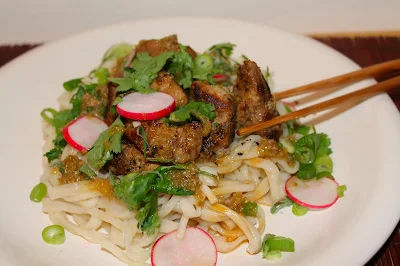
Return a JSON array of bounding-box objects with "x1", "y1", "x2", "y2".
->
[{"x1": 0, "y1": 18, "x2": 399, "y2": 266}]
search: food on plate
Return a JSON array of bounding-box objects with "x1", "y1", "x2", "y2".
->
[{"x1": 33, "y1": 34, "x2": 346, "y2": 265}]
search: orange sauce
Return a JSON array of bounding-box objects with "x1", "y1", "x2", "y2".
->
[
  {"x1": 59, "y1": 155, "x2": 86, "y2": 184},
  {"x1": 88, "y1": 178, "x2": 115, "y2": 199},
  {"x1": 258, "y1": 138, "x2": 294, "y2": 166}
]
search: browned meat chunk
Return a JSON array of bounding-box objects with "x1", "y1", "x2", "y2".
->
[
  {"x1": 104, "y1": 142, "x2": 158, "y2": 175},
  {"x1": 191, "y1": 81, "x2": 235, "y2": 161},
  {"x1": 150, "y1": 71, "x2": 188, "y2": 108},
  {"x1": 80, "y1": 85, "x2": 108, "y2": 118},
  {"x1": 104, "y1": 83, "x2": 118, "y2": 126},
  {"x1": 233, "y1": 60, "x2": 282, "y2": 140},
  {"x1": 136, "y1": 35, "x2": 180, "y2": 57},
  {"x1": 124, "y1": 120, "x2": 203, "y2": 163}
]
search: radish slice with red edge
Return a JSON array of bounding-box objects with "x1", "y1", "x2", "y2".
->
[
  {"x1": 151, "y1": 227, "x2": 217, "y2": 266},
  {"x1": 62, "y1": 115, "x2": 108, "y2": 151},
  {"x1": 285, "y1": 176, "x2": 339, "y2": 209},
  {"x1": 116, "y1": 92, "x2": 175, "y2": 121}
]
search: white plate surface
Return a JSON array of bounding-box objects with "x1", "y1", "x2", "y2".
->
[{"x1": 0, "y1": 17, "x2": 399, "y2": 266}]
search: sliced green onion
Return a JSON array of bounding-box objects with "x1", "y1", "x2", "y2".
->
[
  {"x1": 292, "y1": 203, "x2": 308, "y2": 216},
  {"x1": 194, "y1": 54, "x2": 213, "y2": 72},
  {"x1": 94, "y1": 68, "x2": 109, "y2": 85},
  {"x1": 337, "y1": 185, "x2": 347, "y2": 198},
  {"x1": 271, "y1": 197, "x2": 293, "y2": 214},
  {"x1": 62, "y1": 78, "x2": 82, "y2": 92},
  {"x1": 264, "y1": 250, "x2": 282, "y2": 260},
  {"x1": 198, "y1": 170, "x2": 218, "y2": 179},
  {"x1": 42, "y1": 225, "x2": 66, "y2": 245},
  {"x1": 30, "y1": 183, "x2": 47, "y2": 202},
  {"x1": 295, "y1": 125, "x2": 310, "y2": 135},
  {"x1": 263, "y1": 234, "x2": 295, "y2": 252},
  {"x1": 314, "y1": 155, "x2": 333, "y2": 174},
  {"x1": 243, "y1": 202, "x2": 258, "y2": 216},
  {"x1": 40, "y1": 108, "x2": 57, "y2": 125},
  {"x1": 279, "y1": 137, "x2": 295, "y2": 154}
]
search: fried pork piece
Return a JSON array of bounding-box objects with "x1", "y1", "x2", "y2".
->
[
  {"x1": 136, "y1": 34, "x2": 197, "y2": 59},
  {"x1": 233, "y1": 60, "x2": 282, "y2": 140},
  {"x1": 104, "y1": 142, "x2": 158, "y2": 175},
  {"x1": 136, "y1": 35, "x2": 181, "y2": 57},
  {"x1": 191, "y1": 81, "x2": 235, "y2": 161},
  {"x1": 150, "y1": 71, "x2": 188, "y2": 108},
  {"x1": 124, "y1": 120, "x2": 203, "y2": 164}
]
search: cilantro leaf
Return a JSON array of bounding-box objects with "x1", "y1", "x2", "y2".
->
[
  {"x1": 108, "y1": 76, "x2": 134, "y2": 92},
  {"x1": 166, "y1": 45, "x2": 194, "y2": 89},
  {"x1": 295, "y1": 132, "x2": 333, "y2": 180},
  {"x1": 94, "y1": 68, "x2": 109, "y2": 85},
  {"x1": 109, "y1": 52, "x2": 173, "y2": 94},
  {"x1": 136, "y1": 190, "x2": 160, "y2": 235},
  {"x1": 132, "y1": 52, "x2": 174, "y2": 92},
  {"x1": 168, "y1": 101, "x2": 216, "y2": 123},
  {"x1": 112, "y1": 164, "x2": 194, "y2": 235},
  {"x1": 80, "y1": 164, "x2": 96, "y2": 178},
  {"x1": 87, "y1": 116, "x2": 124, "y2": 169},
  {"x1": 153, "y1": 176, "x2": 194, "y2": 196},
  {"x1": 44, "y1": 148, "x2": 63, "y2": 163},
  {"x1": 63, "y1": 78, "x2": 82, "y2": 92},
  {"x1": 113, "y1": 172, "x2": 158, "y2": 210}
]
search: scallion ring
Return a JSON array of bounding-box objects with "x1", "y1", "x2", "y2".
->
[
  {"x1": 194, "y1": 54, "x2": 213, "y2": 72},
  {"x1": 265, "y1": 250, "x2": 283, "y2": 260},
  {"x1": 30, "y1": 183, "x2": 47, "y2": 202},
  {"x1": 42, "y1": 225, "x2": 66, "y2": 245},
  {"x1": 40, "y1": 108, "x2": 57, "y2": 125}
]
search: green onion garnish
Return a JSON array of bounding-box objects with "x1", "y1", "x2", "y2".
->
[
  {"x1": 243, "y1": 202, "x2": 258, "y2": 217},
  {"x1": 292, "y1": 203, "x2": 308, "y2": 216},
  {"x1": 42, "y1": 225, "x2": 66, "y2": 245},
  {"x1": 264, "y1": 250, "x2": 283, "y2": 260},
  {"x1": 30, "y1": 183, "x2": 47, "y2": 202},
  {"x1": 40, "y1": 108, "x2": 57, "y2": 125},
  {"x1": 262, "y1": 234, "x2": 295, "y2": 254},
  {"x1": 337, "y1": 185, "x2": 347, "y2": 198}
]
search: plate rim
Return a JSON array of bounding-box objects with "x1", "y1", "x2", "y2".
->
[{"x1": 0, "y1": 16, "x2": 399, "y2": 266}]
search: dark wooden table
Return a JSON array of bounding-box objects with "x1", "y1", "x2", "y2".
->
[{"x1": 0, "y1": 37, "x2": 399, "y2": 265}]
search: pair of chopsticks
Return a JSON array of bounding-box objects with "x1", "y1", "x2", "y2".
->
[{"x1": 237, "y1": 59, "x2": 400, "y2": 136}]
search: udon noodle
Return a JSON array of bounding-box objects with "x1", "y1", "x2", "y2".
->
[{"x1": 40, "y1": 91, "x2": 298, "y2": 265}]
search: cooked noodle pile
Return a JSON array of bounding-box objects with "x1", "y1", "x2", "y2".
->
[{"x1": 40, "y1": 94, "x2": 299, "y2": 264}]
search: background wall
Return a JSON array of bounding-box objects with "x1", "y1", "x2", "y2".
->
[{"x1": 1, "y1": 0, "x2": 399, "y2": 44}]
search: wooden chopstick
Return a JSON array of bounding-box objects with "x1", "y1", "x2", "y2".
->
[
  {"x1": 274, "y1": 59, "x2": 400, "y2": 101},
  {"x1": 237, "y1": 76, "x2": 400, "y2": 136}
]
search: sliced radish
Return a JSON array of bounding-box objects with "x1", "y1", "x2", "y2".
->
[
  {"x1": 62, "y1": 115, "x2": 108, "y2": 151},
  {"x1": 116, "y1": 92, "x2": 175, "y2": 120},
  {"x1": 151, "y1": 227, "x2": 217, "y2": 266},
  {"x1": 285, "y1": 176, "x2": 339, "y2": 209},
  {"x1": 213, "y1": 73, "x2": 229, "y2": 83}
]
